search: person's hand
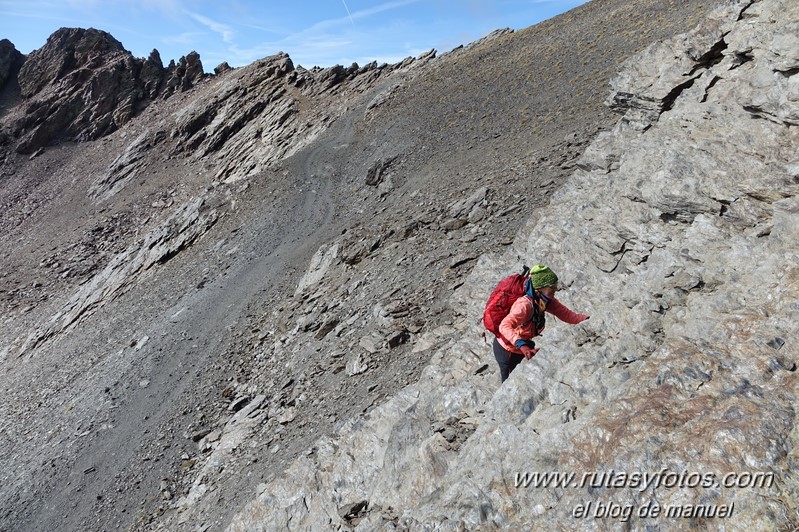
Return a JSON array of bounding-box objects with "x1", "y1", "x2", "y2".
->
[{"x1": 519, "y1": 345, "x2": 539, "y2": 360}]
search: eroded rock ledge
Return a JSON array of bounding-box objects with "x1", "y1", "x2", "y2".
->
[{"x1": 215, "y1": 0, "x2": 799, "y2": 529}]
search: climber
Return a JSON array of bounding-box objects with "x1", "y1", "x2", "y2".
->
[{"x1": 493, "y1": 264, "x2": 589, "y2": 383}]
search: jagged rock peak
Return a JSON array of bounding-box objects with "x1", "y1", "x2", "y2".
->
[
  {"x1": 0, "y1": 39, "x2": 24, "y2": 90},
  {"x1": 6, "y1": 27, "x2": 206, "y2": 153},
  {"x1": 214, "y1": 61, "x2": 233, "y2": 75},
  {"x1": 163, "y1": 50, "x2": 204, "y2": 96},
  {"x1": 18, "y1": 27, "x2": 126, "y2": 98}
]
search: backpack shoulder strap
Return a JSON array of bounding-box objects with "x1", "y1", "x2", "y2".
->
[{"x1": 518, "y1": 294, "x2": 535, "y2": 326}]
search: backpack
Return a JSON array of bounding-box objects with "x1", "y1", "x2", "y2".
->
[{"x1": 482, "y1": 265, "x2": 531, "y2": 344}]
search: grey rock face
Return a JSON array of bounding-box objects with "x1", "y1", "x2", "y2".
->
[
  {"x1": 89, "y1": 128, "x2": 167, "y2": 200},
  {"x1": 165, "y1": 51, "x2": 409, "y2": 184},
  {"x1": 140, "y1": 49, "x2": 166, "y2": 99},
  {"x1": 225, "y1": 0, "x2": 799, "y2": 529},
  {"x1": 168, "y1": 53, "x2": 298, "y2": 183}
]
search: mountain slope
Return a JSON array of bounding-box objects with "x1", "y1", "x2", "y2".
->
[
  {"x1": 0, "y1": 1, "x2": 722, "y2": 530},
  {"x1": 229, "y1": 0, "x2": 799, "y2": 529}
]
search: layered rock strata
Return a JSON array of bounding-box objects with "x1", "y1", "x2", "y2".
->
[
  {"x1": 14, "y1": 193, "x2": 222, "y2": 357},
  {"x1": 88, "y1": 51, "x2": 436, "y2": 201}
]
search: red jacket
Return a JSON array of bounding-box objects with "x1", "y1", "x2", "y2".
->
[{"x1": 498, "y1": 295, "x2": 588, "y2": 354}]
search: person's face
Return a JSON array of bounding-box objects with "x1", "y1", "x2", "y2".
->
[{"x1": 539, "y1": 285, "x2": 558, "y2": 299}]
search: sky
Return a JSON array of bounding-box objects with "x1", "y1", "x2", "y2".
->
[{"x1": 0, "y1": 0, "x2": 589, "y2": 71}]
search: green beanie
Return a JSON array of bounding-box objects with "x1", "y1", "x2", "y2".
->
[{"x1": 530, "y1": 264, "x2": 558, "y2": 289}]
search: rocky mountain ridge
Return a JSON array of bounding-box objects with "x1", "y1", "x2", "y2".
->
[
  {"x1": 0, "y1": 0, "x2": 758, "y2": 530},
  {"x1": 0, "y1": 28, "x2": 207, "y2": 155}
]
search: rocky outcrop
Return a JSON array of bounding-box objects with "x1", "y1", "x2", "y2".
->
[
  {"x1": 214, "y1": 62, "x2": 233, "y2": 75},
  {"x1": 9, "y1": 28, "x2": 204, "y2": 154},
  {"x1": 163, "y1": 51, "x2": 204, "y2": 98},
  {"x1": 163, "y1": 51, "x2": 434, "y2": 185},
  {"x1": 168, "y1": 52, "x2": 299, "y2": 183},
  {"x1": 221, "y1": 0, "x2": 799, "y2": 529},
  {"x1": 15, "y1": 192, "x2": 225, "y2": 356},
  {"x1": 91, "y1": 52, "x2": 310, "y2": 195},
  {"x1": 0, "y1": 39, "x2": 23, "y2": 91},
  {"x1": 17, "y1": 28, "x2": 124, "y2": 98},
  {"x1": 88, "y1": 128, "x2": 167, "y2": 200}
]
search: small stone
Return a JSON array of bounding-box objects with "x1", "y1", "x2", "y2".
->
[
  {"x1": 190, "y1": 428, "x2": 212, "y2": 442},
  {"x1": 229, "y1": 396, "x2": 250, "y2": 412},
  {"x1": 442, "y1": 218, "x2": 468, "y2": 231},
  {"x1": 347, "y1": 353, "x2": 369, "y2": 376},
  {"x1": 278, "y1": 407, "x2": 297, "y2": 424},
  {"x1": 387, "y1": 331, "x2": 410, "y2": 349},
  {"x1": 359, "y1": 337, "x2": 378, "y2": 354},
  {"x1": 338, "y1": 500, "x2": 368, "y2": 520},
  {"x1": 134, "y1": 336, "x2": 149, "y2": 350},
  {"x1": 467, "y1": 206, "x2": 486, "y2": 223},
  {"x1": 441, "y1": 428, "x2": 457, "y2": 443},
  {"x1": 766, "y1": 337, "x2": 785, "y2": 350}
]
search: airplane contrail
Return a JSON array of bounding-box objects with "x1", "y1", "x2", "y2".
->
[{"x1": 341, "y1": 0, "x2": 355, "y2": 25}]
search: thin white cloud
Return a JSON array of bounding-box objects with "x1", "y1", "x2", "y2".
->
[
  {"x1": 187, "y1": 11, "x2": 235, "y2": 44},
  {"x1": 0, "y1": 9, "x2": 84, "y2": 23},
  {"x1": 219, "y1": 0, "x2": 422, "y2": 68},
  {"x1": 162, "y1": 31, "x2": 205, "y2": 46},
  {"x1": 296, "y1": 0, "x2": 420, "y2": 34},
  {"x1": 238, "y1": 21, "x2": 285, "y2": 36},
  {"x1": 349, "y1": 0, "x2": 421, "y2": 21}
]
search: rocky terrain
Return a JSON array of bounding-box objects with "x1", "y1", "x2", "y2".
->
[
  {"x1": 226, "y1": 0, "x2": 799, "y2": 529},
  {"x1": 0, "y1": 0, "x2": 773, "y2": 530}
]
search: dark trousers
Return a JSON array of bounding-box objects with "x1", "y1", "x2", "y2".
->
[{"x1": 493, "y1": 337, "x2": 524, "y2": 383}]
